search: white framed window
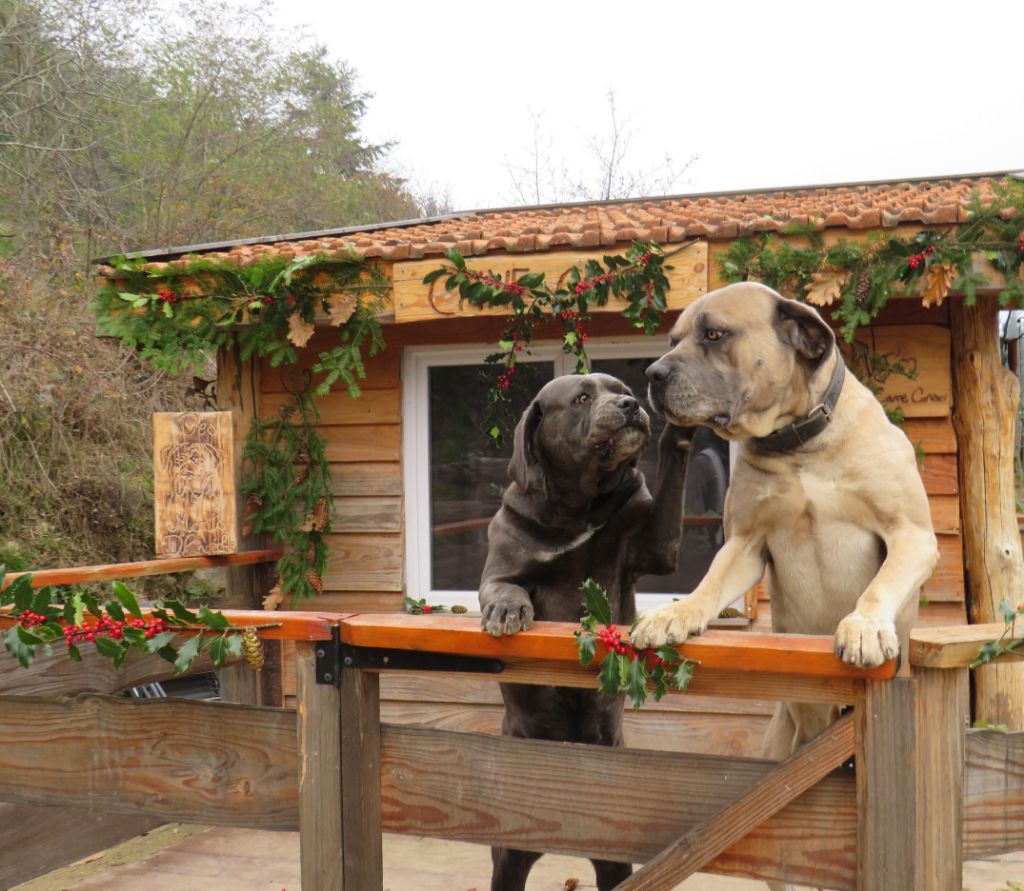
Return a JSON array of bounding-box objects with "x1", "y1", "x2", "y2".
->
[{"x1": 402, "y1": 338, "x2": 741, "y2": 616}]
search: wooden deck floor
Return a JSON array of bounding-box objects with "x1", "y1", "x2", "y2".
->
[{"x1": 14, "y1": 825, "x2": 1024, "y2": 890}]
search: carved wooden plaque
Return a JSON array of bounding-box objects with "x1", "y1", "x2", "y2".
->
[{"x1": 153, "y1": 411, "x2": 237, "y2": 557}]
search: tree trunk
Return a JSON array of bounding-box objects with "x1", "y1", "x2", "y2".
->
[{"x1": 951, "y1": 294, "x2": 1024, "y2": 729}]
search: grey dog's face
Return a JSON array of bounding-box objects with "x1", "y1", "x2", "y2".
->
[
  {"x1": 645, "y1": 282, "x2": 835, "y2": 440},
  {"x1": 509, "y1": 373, "x2": 650, "y2": 492}
]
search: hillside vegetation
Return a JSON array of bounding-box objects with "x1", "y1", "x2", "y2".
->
[{"x1": 0, "y1": 0, "x2": 428, "y2": 574}]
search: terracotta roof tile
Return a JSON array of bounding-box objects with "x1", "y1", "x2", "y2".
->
[{"x1": 112, "y1": 174, "x2": 1012, "y2": 270}]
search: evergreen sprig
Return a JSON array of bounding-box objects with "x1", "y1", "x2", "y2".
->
[
  {"x1": 971, "y1": 598, "x2": 1024, "y2": 669},
  {"x1": 424, "y1": 241, "x2": 687, "y2": 442},
  {"x1": 717, "y1": 180, "x2": 1024, "y2": 343}
]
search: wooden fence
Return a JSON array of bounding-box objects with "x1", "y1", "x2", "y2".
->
[{"x1": 1, "y1": 559, "x2": 1022, "y2": 889}]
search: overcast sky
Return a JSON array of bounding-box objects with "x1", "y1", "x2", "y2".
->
[{"x1": 270, "y1": 0, "x2": 1023, "y2": 213}]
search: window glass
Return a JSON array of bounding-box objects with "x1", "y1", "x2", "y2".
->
[{"x1": 428, "y1": 361, "x2": 554, "y2": 590}]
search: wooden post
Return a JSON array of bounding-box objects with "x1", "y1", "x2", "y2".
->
[
  {"x1": 217, "y1": 336, "x2": 265, "y2": 704},
  {"x1": 296, "y1": 640, "x2": 343, "y2": 890},
  {"x1": 856, "y1": 672, "x2": 967, "y2": 890},
  {"x1": 951, "y1": 294, "x2": 1024, "y2": 728},
  {"x1": 294, "y1": 640, "x2": 383, "y2": 891}
]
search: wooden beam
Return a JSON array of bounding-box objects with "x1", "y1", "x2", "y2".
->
[
  {"x1": 1, "y1": 549, "x2": 282, "y2": 589},
  {"x1": 217, "y1": 338, "x2": 265, "y2": 705},
  {"x1": 617, "y1": 712, "x2": 854, "y2": 890},
  {"x1": 379, "y1": 724, "x2": 857, "y2": 890},
  {"x1": 951, "y1": 293, "x2": 1024, "y2": 728},
  {"x1": 339, "y1": 614, "x2": 896, "y2": 680},
  {"x1": 0, "y1": 693, "x2": 298, "y2": 826},
  {"x1": 910, "y1": 622, "x2": 1024, "y2": 668}
]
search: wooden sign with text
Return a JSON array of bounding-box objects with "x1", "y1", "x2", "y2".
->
[
  {"x1": 153, "y1": 411, "x2": 237, "y2": 558},
  {"x1": 391, "y1": 243, "x2": 710, "y2": 324}
]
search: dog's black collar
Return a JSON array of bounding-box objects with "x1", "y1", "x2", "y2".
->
[{"x1": 752, "y1": 352, "x2": 846, "y2": 453}]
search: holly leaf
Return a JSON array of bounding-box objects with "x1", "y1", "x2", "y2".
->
[
  {"x1": 626, "y1": 656, "x2": 648, "y2": 709},
  {"x1": 106, "y1": 601, "x2": 125, "y2": 623},
  {"x1": 7, "y1": 575, "x2": 34, "y2": 613},
  {"x1": 112, "y1": 581, "x2": 143, "y2": 618},
  {"x1": 577, "y1": 632, "x2": 596, "y2": 667},
  {"x1": 173, "y1": 635, "x2": 204, "y2": 674},
  {"x1": 421, "y1": 268, "x2": 448, "y2": 285},
  {"x1": 31, "y1": 586, "x2": 52, "y2": 615},
  {"x1": 580, "y1": 579, "x2": 613, "y2": 628},
  {"x1": 5, "y1": 625, "x2": 36, "y2": 668},
  {"x1": 67, "y1": 643, "x2": 82, "y2": 662},
  {"x1": 208, "y1": 633, "x2": 233, "y2": 666},
  {"x1": 672, "y1": 660, "x2": 695, "y2": 692},
  {"x1": 145, "y1": 631, "x2": 177, "y2": 653},
  {"x1": 226, "y1": 634, "x2": 244, "y2": 658},
  {"x1": 999, "y1": 598, "x2": 1017, "y2": 624},
  {"x1": 198, "y1": 606, "x2": 230, "y2": 630},
  {"x1": 94, "y1": 636, "x2": 124, "y2": 660},
  {"x1": 598, "y1": 651, "x2": 623, "y2": 697},
  {"x1": 163, "y1": 600, "x2": 199, "y2": 624}
]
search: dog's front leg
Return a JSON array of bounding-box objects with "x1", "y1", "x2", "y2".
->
[
  {"x1": 834, "y1": 520, "x2": 937, "y2": 667},
  {"x1": 631, "y1": 534, "x2": 766, "y2": 648},
  {"x1": 631, "y1": 423, "x2": 692, "y2": 575}
]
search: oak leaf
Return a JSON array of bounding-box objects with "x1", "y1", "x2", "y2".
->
[
  {"x1": 262, "y1": 583, "x2": 285, "y2": 611},
  {"x1": 804, "y1": 270, "x2": 849, "y2": 306},
  {"x1": 921, "y1": 263, "x2": 956, "y2": 309},
  {"x1": 327, "y1": 293, "x2": 357, "y2": 327},
  {"x1": 287, "y1": 312, "x2": 314, "y2": 347}
]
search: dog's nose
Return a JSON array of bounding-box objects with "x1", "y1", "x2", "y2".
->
[
  {"x1": 616, "y1": 394, "x2": 639, "y2": 413},
  {"x1": 646, "y1": 360, "x2": 671, "y2": 384}
]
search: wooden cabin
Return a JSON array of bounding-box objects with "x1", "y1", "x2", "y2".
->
[{"x1": 110, "y1": 172, "x2": 1024, "y2": 751}]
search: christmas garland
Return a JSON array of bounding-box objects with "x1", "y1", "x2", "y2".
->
[
  {"x1": 717, "y1": 180, "x2": 1024, "y2": 342},
  {"x1": 1, "y1": 568, "x2": 271, "y2": 673}
]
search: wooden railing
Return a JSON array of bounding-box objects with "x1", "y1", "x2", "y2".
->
[{"x1": 0, "y1": 562, "x2": 1022, "y2": 890}]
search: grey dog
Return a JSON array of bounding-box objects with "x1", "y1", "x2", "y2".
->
[{"x1": 479, "y1": 372, "x2": 691, "y2": 891}]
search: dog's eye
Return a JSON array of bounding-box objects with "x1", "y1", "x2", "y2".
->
[
  {"x1": 704, "y1": 329, "x2": 724, "y2": 343},
  {"x1": 574, "y1": 393, "x2": 590, "y2": 405}
]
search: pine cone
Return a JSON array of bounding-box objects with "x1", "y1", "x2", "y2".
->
[
  {"x1": 296, "y1": 444, "x2": 310, "y2": 464},
  {"x1": 855, "y1": 270, "x2": 871, "y2": 306},
  {"x1": 242, "y1": 627, "x2": 265, "y2": 671},
  {"x1": 310, "y1": 496, "x2": 329, "y2": 532},
  {"x1": 242, "y1": 494, "x2": 263, "y2": 537},
  {"x1": 451, "y1": 604, "x2": 468, "y2": 614},
  {"x1": 307, "y1": 569, "x2": 324, "y2": 597},
  {"x1": 291, "y1": 463, "x2": 309, "y2": 487},
  {"x1": 306, "y1": 543, "x2": 317, "y2": 565}
]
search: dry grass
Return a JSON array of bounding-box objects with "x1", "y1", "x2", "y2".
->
[{"x1": 0, "y1": 244, "x2": 204, "y2": 591}]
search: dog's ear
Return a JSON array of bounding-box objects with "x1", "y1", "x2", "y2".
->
[
  {"x1": 508, "y1": 399, "x2": 544, "y2": 491},
  {"x1": 774, "y1": 296, "x2": 835, "y2": 362}
]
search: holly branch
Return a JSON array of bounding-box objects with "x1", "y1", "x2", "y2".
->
[{"x1": 574, "y1": 578, "x2": 697, "y2": 709}]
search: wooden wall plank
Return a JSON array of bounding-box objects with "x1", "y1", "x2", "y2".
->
[
  {"x1": 841, "y1": 325, "x2": 951, "y2": 419},
  {"x1": 928, "y1": 494, "x2": 960, "y2": 535},
  {"x1": 323, "y1": 426, "x2": 400, "y2": 463},
  {"x1": 261, "y1": 341, "x2": 401, "y2": 393},
  {"x1": 392, "y1": 244, "x2": 709, "y2": 323},
  {"x1": 964, "y1": 728, "x2": 1024, "y2": 859},
  {"x1": 922, "y1": 534, "x2": 965, "y2": 602},
  {"x1": 919, "y1": 452, "x2": 958, "y2": 495},
  {"x1": 323, "y1": 533, "x2": 403, "y2": 592},
  {"x1": 330, "y1": 462, "x2": 402, "y2": 496},
  {"x1": 312, "y1": 592, "x2": 405, "y2": 613},
  {"x1": 332, "y1": 496, "x2": 401, "y2": 533},
  {"x1": 263, "y1": 388, "x2": 400, "y2": 426},
  {"x1": 901, "y1": 417, "x2": 957, "y2": 453}
]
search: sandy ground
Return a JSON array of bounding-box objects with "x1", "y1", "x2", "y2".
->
[{"x1": 13, "y1": 824, "x2": 1024, "y2": 890}]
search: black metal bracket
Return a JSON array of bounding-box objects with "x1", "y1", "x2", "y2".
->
[{"x1": 314, "y1": 626, "x2": 504, "y2": 685}]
